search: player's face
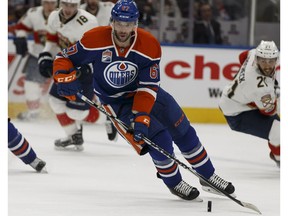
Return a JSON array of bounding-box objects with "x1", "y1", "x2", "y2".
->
[
  {"x1": 256, "y1": 57, "x2": 277, "y2": 77},
  {"x1": 43, "y1": 1, "x2": 57, "y2": 15},
  {"x1": 87, "y1": 0, "x2": 100, "y2": 9},
  {"x1": 112, "y1": 21, "x2": 136, "y2": 43},
  {"x1": 61, "y1": 2, "x2": 78, "y2": 19}
]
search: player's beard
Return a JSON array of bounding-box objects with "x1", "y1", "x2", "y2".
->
[
  {"x1": 259, "y1": 65, "x2": 275, "y2": 77},
  {"x1": 113, "y1": 30, "x2": 132, "y2": 44}
]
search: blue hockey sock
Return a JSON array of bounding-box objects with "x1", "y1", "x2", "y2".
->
[
  {"x1": 174, "y1": 126, "x2": 215, "y2": 179},
  {"x1": 149, "y1": 130, "x2": 182, "y2": 188},
  {"x1": 8, "y1": 121, "x2": 36, "y2": 164}
]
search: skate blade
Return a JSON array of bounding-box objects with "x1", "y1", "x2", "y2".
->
[
  {"x1": 192, "y1": 197, "x2": 203, "y2": 202},
  {"x1": 54, "y1": 145, "x2": 84, "y2": 152},
  {"x1": 202, "y1": 186, "x2": 237, "y2": 198},
  {"x1": 38, "y1": 167, "x2": 48, "y2": 174}
]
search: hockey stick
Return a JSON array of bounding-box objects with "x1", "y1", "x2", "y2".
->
[
  {"x1": 77, "y1": 92, "x2": 261, "y2": 215},
  {"x1": 8, "y1": 55, "x2": 27, "y2": 90}
]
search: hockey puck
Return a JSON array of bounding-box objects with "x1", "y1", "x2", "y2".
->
[{"x1": 207, "y1": 201, "x2": 212, "y2": 212}]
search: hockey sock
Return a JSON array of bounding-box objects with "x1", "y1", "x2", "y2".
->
[
  {"x1": 56, "y1": 113, "x2": 78, "y2": 136},
  {"x1": 84, "y1": 106, "x2": 100, "y2": 123},
  {"x1": 149, "y1": 130, "x2": 182, "y2": 188},
  {"x1": 8, "y1": 121, "x2": 36, "y2": 164},
  {"x1": 175, "y1": 127, "x2": 215, "y2": 179},
  {"x1": 268, "y1": 119, "x2": 280, "y2": 159},
  {"x1": 24, "y1": 80, "x2": 41, "y2": 113},
  {"x1": 153, "y1": 157, "x2": 182, "y2": 188},
  {"x1": 268, "y1": 142, "x2": 280, "y2": 160}
]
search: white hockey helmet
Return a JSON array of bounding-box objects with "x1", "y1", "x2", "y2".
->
[
  {"x1": 255, "y1": 40, "x2": 279, "y2": 59},
  {"x1": 60, "y1": 0, "x2": 81, "y2": 4}
]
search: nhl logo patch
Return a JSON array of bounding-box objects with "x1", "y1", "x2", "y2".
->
[{"x1": 102, "y1": 49, "x2": 112, "y2": 63}]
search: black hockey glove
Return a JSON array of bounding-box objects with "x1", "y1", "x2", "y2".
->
[
  {"x1": 13, "y1": 37, "x2": 28, "y2": 57},
  {"x1": 38, "y1": 52, "x2": 53, "y2": 78}
]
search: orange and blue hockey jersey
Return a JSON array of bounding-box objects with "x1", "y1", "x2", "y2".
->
[
  {"x1": 54, "y1": 26, "x2": 161, "y2": 115},
  {"x1": 54, "y1": 26, "x2": 215, "y2": 182}
]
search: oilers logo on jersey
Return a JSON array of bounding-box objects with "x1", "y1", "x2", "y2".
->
[{"x1": 104, "y1": 61, "x2": 138, "y2": 88}]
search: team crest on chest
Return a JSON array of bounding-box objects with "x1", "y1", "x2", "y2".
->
[
  {"x1": 104, "y1": 61, "x2": 138, "y2": 88},
  {"x1": 102, "y1": 49, "x2": 112, "y2": 63}
]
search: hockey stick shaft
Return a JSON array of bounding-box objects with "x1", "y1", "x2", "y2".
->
[
  {"x1": 8, "y1": 55, "x2": 25, "y2": 90},
  {"x1": 77, "y1": 92, "x2": 261, "y2": 214}
]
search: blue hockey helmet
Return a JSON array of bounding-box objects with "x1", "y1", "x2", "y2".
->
[{"x1": 111, "y1": 0, "x2": 139, "y2": 22}]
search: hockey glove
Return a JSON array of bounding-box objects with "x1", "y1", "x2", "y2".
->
[
  {"x1": 13, "y1": 37, "x2": 28, "y2": 57},
  {"x1": 54, "y1": 70, "x2": 80, "y2": 101},
  {"x1": 132, "y1": 112, "x2": 150, "y2": 142},
  {"x1": 38, "y1": 52, "x2": 53, "y2": 78},
  {"x1": 77, "y1": 64, "x2": 92, "y2": 79}
]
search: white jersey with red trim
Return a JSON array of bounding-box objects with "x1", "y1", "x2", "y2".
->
[
  {"x1": 80, "y1": 1, "x2": 114, "y2": 26},
  {"x1": 45, "y1": 8, "x2": 99, "y2": 52},
  {"x1": 15, "y1": 6, "x2": 50, "y2": 57},
  {"x1": 219, "y1": 49, "x2": 278, "y2": 116}
]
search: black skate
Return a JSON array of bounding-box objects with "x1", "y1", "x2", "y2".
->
[
  {"x1": 200, "y1": 173, "x2": 236, "y2": 197},
  {"x1": 169, "y1": 180, "x2": 201, "y2": 201},
  {"x1": 105, "y1": 116, "x2": 118, "y2": 141},
  {"x1": 270, "y1": 152, "x2": 280, "y2": 167},
  {"x1": 30, "y1": 157, "x2": 46, "y2": 172},
  {"x1": 54, "y1": 126, "x2": 84, "y2": 151}
]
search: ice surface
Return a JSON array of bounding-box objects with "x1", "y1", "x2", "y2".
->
[{"x1": 8, "y1": 120, "x2": 281, "y2": 216}]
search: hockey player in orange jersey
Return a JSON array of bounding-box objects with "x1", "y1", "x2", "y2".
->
[{"x1": 51, "y1": 0, "x2": 237, "y2": 201}]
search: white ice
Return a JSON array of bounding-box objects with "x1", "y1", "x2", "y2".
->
[{"x1": 8, "y1": 119, "x2": 280, "y2": 216}]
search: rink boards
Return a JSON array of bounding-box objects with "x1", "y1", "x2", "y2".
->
[{"x1": 8, "y1": 40, "x2": 247, "y2": 122}]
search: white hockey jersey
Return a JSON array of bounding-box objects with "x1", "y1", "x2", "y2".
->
[
  {"x1": 44, "y1": 8, "x2": 99, "y2": 52},
  {"x1": 80, "y1": 1, "x2": 114, "y2": 26},
  {"x1": 219, "y1": 49, "x2": 278, "y2": 116},
  {"x1": 15, "y1": 6, "x2": 50, "y2": 57}
]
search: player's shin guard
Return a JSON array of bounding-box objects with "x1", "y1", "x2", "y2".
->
[
  {"x1": 149, "y1": 130, "x2": 181, "y2": 187},
  {"x1": 56, "y1": 113, "x2": 77, "y2": 135},
  {"x1": 175, "y1": 127, "x2": 214, "y2": 179},
  {"x1": 84, "y1": 106, "x2": 100, "y2": 123},
  {"x1": 268, "y1": 119, "x2": 280, "y2": 166},
  {"x1": 153, "y1": 157, "x2": 182, "y2": 188},
  {"x1": 8, "y1": 122, "x2": 36, "y2": 164}
]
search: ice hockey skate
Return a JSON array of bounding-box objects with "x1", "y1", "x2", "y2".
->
[
  {"x1": 54, "y1": 126, "x2": 84, "y2": 151},
  {"x1": 17, "y1": 111, "x2": 39, "y2": 121},
  {"x1": 169, "y1": 180, "x2": 202, "y2": 201},
  {"x1": 105, "y1": 116, "x2": 118, "y2": 141},
  {"x1": 200, "y1": 173, "x2": 236, "y2": 197},
  {"x1": 30, "y1": 157, "x2": 47, "y2": 173},
  {"x1": 269, "y1": 152, "x2": 280, "y2": 167}
]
